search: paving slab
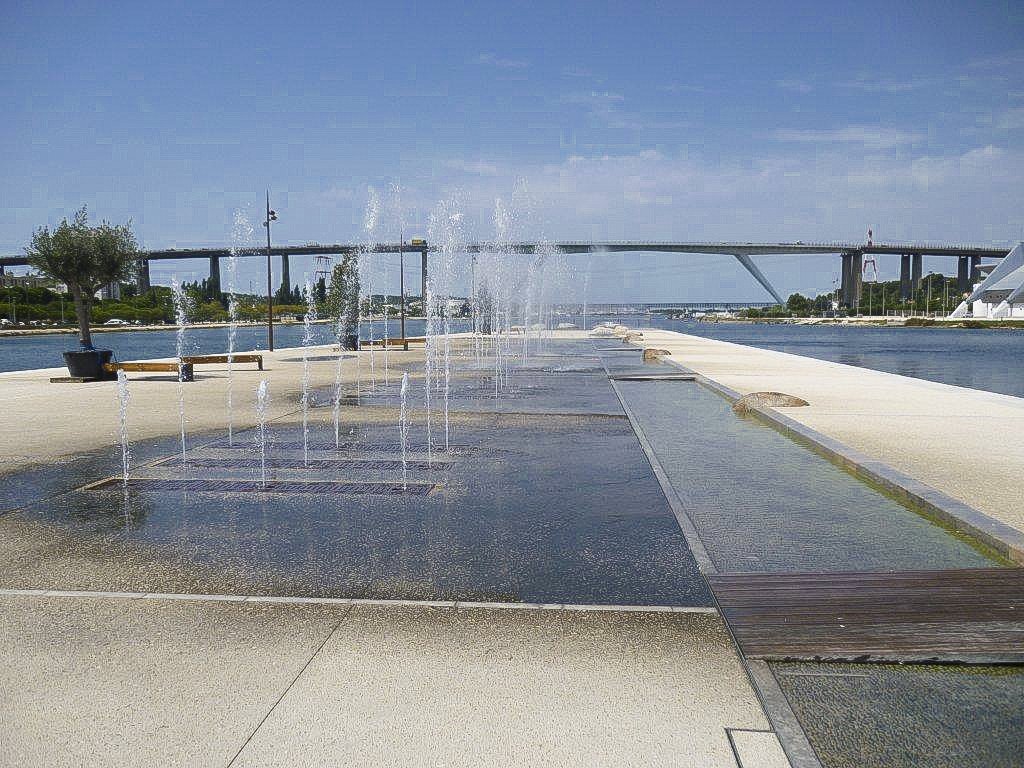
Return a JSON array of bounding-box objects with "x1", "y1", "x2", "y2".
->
[
  {"x1": 0, "y1": 595, "x2": 346, "y2": 768},
  {"x1": 231, "y1": 604, "x2": 774, "y2": 767}
]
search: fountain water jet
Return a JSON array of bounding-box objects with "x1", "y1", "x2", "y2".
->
[
  {"x1": 171, "y1": 277, "x2": 189, "y2": 466},
  {"x1": 399, "y1": 371, "x2": 409, "y2": 488},
  {"x1": 116, "y1": 369, "x2": 131, "y2": 485},
  {"x1": 255, "y1": 380, "x2": 270, "y2": 487},
  {"x1": 226, "y1": 210, "x2": 253, "y2": 446},
  {"x1": 332, "y1": 314, "x2": 346, "y2": 449},
  {"x1": 301, "y1": 277, "x2": 318, "y2": 466}
]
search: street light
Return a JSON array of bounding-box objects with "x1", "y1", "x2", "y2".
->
[{"x1": 262, "y1": 191, "x2": 278, "y2": 351}]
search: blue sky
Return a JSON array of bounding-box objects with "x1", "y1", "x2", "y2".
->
[{"x1": 2, "y1": 0, "x2": 1022, "y2": 300}]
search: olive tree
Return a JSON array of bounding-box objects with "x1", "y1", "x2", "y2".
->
[
  {"x1": 325, "y1": 253, "x2": 361, "y2": 344},
  {"x1": 26, "y1": 206, "x2": 138, "y2": 348}
]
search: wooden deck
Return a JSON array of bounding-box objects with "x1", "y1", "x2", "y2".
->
[{"x1": 708, "y1": 567, "x2": 1024, "y2": 663}]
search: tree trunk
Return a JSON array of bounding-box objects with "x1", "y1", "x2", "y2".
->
[{"x1": 71, "y1": 287, "x2": 93, "y2": 348}]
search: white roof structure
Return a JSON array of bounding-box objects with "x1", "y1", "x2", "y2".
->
[{"x1": 950, "y1": 243, "x2": 1024, "y2": 318}]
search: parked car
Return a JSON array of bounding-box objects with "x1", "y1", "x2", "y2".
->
[{"x1": 103, "y1": 318, "x2": 130, "y2": 326}]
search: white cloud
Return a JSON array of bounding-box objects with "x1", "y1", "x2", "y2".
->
[
  {"x1": 965, "y1": 51, "x2": 1024, "y2": 70},
  {"x1": 562, "y1": 91, "x2": 625, "y2": 106},
  {"x1": 445, "y1": 159, "x2": 502, "y2": 176},
  {"x1": 660, "y1": 83, "x2": 710, "y2": 94},
  {"x1": 837, "y1": 75, "x2": 934, "y2": 93},
  {"x1": 775, "y1": 79, "x2": 813, "y2": 93},
  {"x1": 770, "y1": 125, "x2": 924, "y2": 150},
  {"x1": 477, "y1": 53, "x2": 529, "y2": 70}
]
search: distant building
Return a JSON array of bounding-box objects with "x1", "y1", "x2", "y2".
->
[
  {"x1": 97, "y1": 282, "x2": 121, "y2": 300},
  {"x1": 0, "y1": 273, "x2": 59, "y2": 290}
]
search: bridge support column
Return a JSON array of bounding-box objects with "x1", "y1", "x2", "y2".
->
[
  {"x1": 840, "y1": 252, "x2": 863, "y2": 309},
  {"x1": 899, "y1": 254, "x2": 911, "y2": 300},
  {"x1": 957, "y1": 256, "x2": 970, "y2": 294},
  {"x1": 136, "y1": 258, "x2": 151, "y2": 293},
  {"x1": 851, "y1": 251, "x2": 863, "y2": 309},
  {"x1": 970, "y1": 255, "x2": 981, "y2": 284},
  {"x1": 280, "y1": 254, "x2": 291, "y2": 299},
  {"x1": 911, "y1": 253, "x2": 922, "y2": 294},
  {"x1": 840, "y1": 253, "x2": 852, "y2": 307},
  {"x1": 208, "y1": 255, "x2": 221, "y2": 298}
]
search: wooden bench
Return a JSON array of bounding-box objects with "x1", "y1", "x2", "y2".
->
[
  {"x1": 103, "y1": 362, "x2": 194, "y2": 381},
  {"x1": 182, "y1": 353, "x2": 263, "y2": 370},
  {"x1": 364, "y1": 337, "x2": 425, "y2": 348}
]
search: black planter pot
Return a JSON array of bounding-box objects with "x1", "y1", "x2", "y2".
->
[{"x1": 63, "y1": 349, "x2": 115, "y2": 380}]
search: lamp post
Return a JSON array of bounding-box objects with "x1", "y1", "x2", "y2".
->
[
  {"x1": 399, "y1": 227, "x2": 408, "y2": 351},
  {"x1": 262, "y1": 191, "x2": 277, "y2": 351}
]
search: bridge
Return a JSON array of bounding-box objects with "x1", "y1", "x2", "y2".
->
[
  {"x1": 574, "y1": 301, "x2": 778, "y2": 313},
  {"x1": 1, "y1": 240, "x2": 1011, "y2": 308}
]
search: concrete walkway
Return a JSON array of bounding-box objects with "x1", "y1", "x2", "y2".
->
[
  {"x1": 0, "y1": 344, "x2": 417, "y2": 475},
  {"x1": 0, "y1": 594, "x2": 787, "y2": 768},
  {"x1": 0, "y1": 338, "x2": 792, "y2": 767},
  {"x1": 638, "y1": 329, "x2": 1024, "y2": 535}
]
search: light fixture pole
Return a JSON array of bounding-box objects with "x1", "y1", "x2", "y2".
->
[
  {"x1": 399, "y1": 227, "x2": 408, "y2": 350},
  {"x1": 263, "y1": 191, "x2": 278, "y2": 351}
]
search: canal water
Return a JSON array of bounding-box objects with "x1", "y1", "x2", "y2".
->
[
  {"x1": 0, "y1": 318, "x2": 466, "y2": 373},
  {"x1": 608, "y1": 316, "x2": 1024, "y2": 399},
  {"x1": 0, "y1": 337, "x2": 1002, "y2": 603},
  {"x1": 4, "y1": 316, "x2": 1023, "y2": 400},
  {"x1": 2, "y1": 334, "x2": 1016, "y2": 765}
]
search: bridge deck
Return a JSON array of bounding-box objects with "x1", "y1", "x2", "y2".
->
[
  {"x1": 709, "y1": 567, "x2": 1024, "y2": 664},
  {"x1": 1, "y1": 240, "x2": 1011, "y2": 267}
]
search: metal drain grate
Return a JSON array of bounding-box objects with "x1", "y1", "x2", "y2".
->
[
  {"x1": 157, "y1": 457, "x2": 451, "y2": 471},
  {"x1": 206, "y1": 440, "x2": 469, "y2": 453},
  {"x1": 84, "y1": 478, "x2": 437, "y2": 495}
]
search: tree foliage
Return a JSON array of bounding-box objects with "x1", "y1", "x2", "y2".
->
[
  {"x1": 25, "y1": 206, "x2": 138, "y2": 347},
  {"x1": 325, "y1": 254, "x2": 360, "y2": 339}
]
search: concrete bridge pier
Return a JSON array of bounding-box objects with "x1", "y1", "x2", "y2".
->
[
  {"x1": 136, "y1": 258, "x2": 151, "y2": 293},
  {"x1": 280, "y1": 254, "x2": 291, "y2": 298},
  {"x1": 911, "y1": 253, "x2": 922, "y2": 294},
  {"x1": 899, "y1": 254, "x2": 911, "y2": 300},
  {"x1": 970, "y1": 255, "x2": 981, "y2": 284},
  {"x1": 208, "y1": 255, "x2": 221, "y2": 297},
  {"x1": 840, "y1": 251, "x2": 863, "y2": 308},
  {"x1": 421, "y1": 251, "x2": 428, "y2": 303},
  {"x1": 957, "y1": 256, "x2": 970, "y2": 294}
]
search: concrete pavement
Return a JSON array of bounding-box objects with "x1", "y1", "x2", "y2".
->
[{"x1": 0, "y1": 595, "x2": 786, "y2": 768}]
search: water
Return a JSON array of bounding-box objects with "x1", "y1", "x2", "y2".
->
[
  {"x1": 115, "y1": 369, "x2": 131, "y2": 484},
  {"x1": 255, "y1": 379, "x2": 269, "y2": 487},
  {"x1": 551, "y1": 312, "x2": 1024, "y2": 399},
  {"x1": 225, "y1": 209, "x2": 253, "y2": 446},
  {"x1": 616, "y1": 377, "x2": 995, "y2": 572},
  {"x1": 332, "y1": 319, "x2": 346, "y2": 449},
  {"x1": 428, "y1": 196, "x2": 463, "y2": 452},
  {"x1": 647, "y1": 317, "x2": 1024, "y2": 399},
  {"x1": 399, "y1": 371, "x2": 409, "y2": 488},
  {"x1": 171, "y1": 278, "x2": 189, "y2": 466},
  {"x1": 1, "y1": 336, "x2": 1002, "y2": 604},
  {"x1": 301, "y1": 279, "x2": 318, "y2": 466},
  {"x1": 382, "y1": 305, "x2": 390, "y2": 385},
  {"x1": 0, "y1": 318, "x2": 467, "y2": 374}
]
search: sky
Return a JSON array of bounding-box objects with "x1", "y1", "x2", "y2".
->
[{"x1": 2, "y1": 0, "x2": 1023, "y2": 301}]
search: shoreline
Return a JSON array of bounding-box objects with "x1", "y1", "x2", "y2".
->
[
  {"x1": 0, "y1": 316, "x2": 431, "y2": 339},
  {"x1": 692, "y1": 315, "x2": 1024, "y2": 329}
]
